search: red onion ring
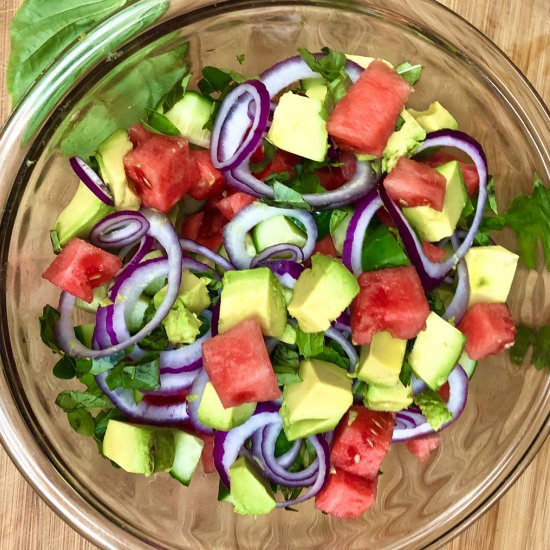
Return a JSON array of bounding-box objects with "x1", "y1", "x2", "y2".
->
[
  {"x1": 223, "y1": 203, "x2": 317, "y2": 269},
  {"x1": 342, "y1": 189, "x2": 383, "y2": 276},
  {"x1": 69, "y1": 156, "x2": 114, "y2": 206},
  {"x1": 382, "y1": 130, "x2": 488, "y2": 290},
  {"x1": 392, "y1": 365, "x2": 469, "y2": 442},
  {"x1": 443, "y1": 233, "x2": 470, "y2": 324},
  {"x1": 259, "y1": 259, "x2": 304, "y2": 289},
  {"x1": 179, "y1": 238, "x2": 235, "y2": 271},
  {"x1": 250, "y1": 244, "x2": 305, "y2": 267},
  {"x1": 90, "y1": 210, "x2": 150, "y2": 249},
  {"x1": 324, "y1": 327, "x2": 359, "y2": 371}
]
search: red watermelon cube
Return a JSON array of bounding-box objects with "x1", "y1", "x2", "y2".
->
[
  {"x1": 201, "y1": 317, "x2": 281, "y2": 407},
  {"x1": 189, "y1": 150, "x2": 226, "y2": 201},
  {"x1": 351, "y1": 266, "x2": 430, "y2": 345},
  {"x1": 42, "y1": 238, "x2": 122, "y2": 303},
  {"x1": 458, "y1": 303, "x2": 516, "y2": 360},
  {"x1": 383, "y1": 157, "x2": 446, "y2": 211},
  {"x1": 406, "y1": 434, "x2": 441, "y2": 462},
  {"x1": 124, "y1": 134, "x2": 199, "y2": 213},
  {"x1": 330, "y1": 406, "x2": 395, "y2": 479},
  {"x1": 327, "y1": 61, "x2": 412, "y2": 156},
  {"x1": 128, "y1": 123, "x2": 155, "y2": 147},
  {"x1": 313, "y1": 235, "x2": 338, "y2": 258},
  {"x1": 315, "y1": 469, "x2": 378, "y2": 519},
  {"x1": 422, "y1": 150, "x2": 479, "y2": 196},
  {"x1": 216, "y1": 191, "x2": 256, "y2": 220},
  {"x1": 422, "y1": 241, "x2": 447, "y2": 262},
  {"x1": 200, "y1": 433, "x2": 216, "y2": 473}
]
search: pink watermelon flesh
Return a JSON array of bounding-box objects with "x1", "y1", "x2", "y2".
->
[
  {"x1": 351, "y1": 266, "x2": 430, "y2": 345},
  {"x1": 327, "y1": 60, "x2": 412, "y2": 156},
  {"x1": 406, "y1": 435, "x2": 441, "y2": 462},
  {"x1": 201, "y1": 317, "x2": 281, "y2": 407}
]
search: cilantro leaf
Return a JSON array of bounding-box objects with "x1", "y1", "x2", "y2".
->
[
  {"x1": 394, "y1": 61, "x2": 423, "y2": 85},
  {"x1": 509, "y1": 325, "x2": 550, "y2": 372},
  {"x1": 105, "y1": 354, "x2": 161, "y2": 391},
  {"x1": 414, "y1": 389, "x2": 452, "y2": 430},
  {"x1": 298, "y1": 47, "x2": 347, "y2": 82},
  {"x1": 504, "y1": 174, "x2": 550, "y2": 270},
  {"x1": 56, "y1": 390, "x2": 114, "y2": 412},
  {"x1": 39, "y1": 305, "x2": 61, "y2": 354}
]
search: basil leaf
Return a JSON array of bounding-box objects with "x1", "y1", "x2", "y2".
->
[
  {"x1": 361, "y1": 220, "x2": 410, "y2": 271},
  {"x1": 274, "y1": 365, "x2": 302, "y2": 385},
  {"x1": 39, "y1": 305, "x2": 61, "y2": 354},
  {"x1": 295, "y1": 328, "x2": 325, "y2": 358},
  {"x1": 272, "y1": 344, "x2": 300, "y2": 370},
  {"x1": 7, "y1": 0, "x2": 128, "y2": 104},
  {"x1": 266, "y1": 182, "x2": 313, "y2": 211},
  {"x1": 394, "y1": 61, "x2": 423, "y2": 85},
  {"x1": 67, "y1": 409, "x2": 95, "y2": 437},
  {"x1": 56, "y1": 390, "x2": 114, "y2": 412},
  {"x1": 143, "y1": 109, "x2": 180, "y2": 136},
  {"x1": 105, "y1": 354, "x2": 161, "y2": 391},
  {"x1": 53, "y1": 356, "x2": 76, "y2": 380},
  {"x1": 487, "y1": 176, "x2": 498, "y2": 214},
  {"x1": 94, "y1": 409, "x2": 125, "y2": 443}
]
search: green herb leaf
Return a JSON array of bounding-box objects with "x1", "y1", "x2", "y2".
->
[
  {"x1": 426, "y1": 291, "x2": 446, "y2": 317},
  {"x1": 39, "y1": 305, "x2": 61, "y2": 354},
  {"x1": 7, "y1": 0, "x2": 129, "y2": 104},
  {"x1": 487, "y1": 176, "x2": 498, "y2": 214},
  {"x1": 274, "y1": 365, "x2": 302, "y2": 385},
  {"x1": 509, "y1": 325, "x2": 550, "y2": 372},
  {"x1": 267, "y1": 182, "x2": 313, "y2": 211},
  {"x1": 105, "y1": 354, "x2": 161, "y2": 391},
  {"x1": 399, "y1": 360, "x2": 413, "y2": 386},
  {"x1": 249, "y1": 139, "x2": 277, "y2": 173},
  {"x1": 198, "y1": 66, "x2": 247, "y2": 96},
  {"x1": 313, "y1": 210, "x2": 332, "y2": 241},
  {"x1": 361, "y1": 220, "x2": 410, "y2": 271},
  {"x1": 504, "y1": 174, "x2": 550, "y2": 270},
  {"x1": 56, "y1": 390, "x2": 114, "y2": 412},
  {"x1": 272, "y1": 344, "x2": 300, "y2": 369},
  {"x1": 314, "y1": 344, "x2": 349, "y2": 370},
  {"x1": 414, "y1": 389, "x2": 452, "y2": 430},
  {"x1": 67, "y1": 409, "x2": 95, "y2": 437},
  {"x1": 53, "y1": 356, "x2": 77, "y2": 380},
  {"x1": 394, "y1": 61, "x2": 423, "y2": 85},
  {"x1": 236, "y1": 53, "x2": 246, "y2": 65},
  {"x1": 298, "y1": 47, "x2": 347, "y2": 83},
  {"x1": 94, "y1": 409, "x2": 125, "y2": 443},
  {"x1": 295, "y1": 328, "x2": 325, "y2": 358},
  {"x1": 143, "y1": 108, "x2": 180, "y2": 136}
]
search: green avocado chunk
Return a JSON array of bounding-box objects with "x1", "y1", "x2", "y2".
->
[
  {"x1": 408, "y1": 101, "x2": 458, "y2": 132},
  {"x1": 288, "y1": 254, "x2": 359, "y2": 333},
  {"x1": 409, "y1": 312, "x2": 466, "y2": 390},
  {"x1": 364, "y1": 380, "x2": 413, "y2": 412},
  {"x1": 281, "y1": 358, "x2": 353, "y2": 441},
  {"x1": 382, "y1": 110, "x2": 426, "y2": 172},
  {"x1": 170, "y1": 430, "x2": 204, "y2": 486},
  {"x1": 229, "y1": 456, "x2": 277, "y2": 516},
  {"x1": 102, "y1": 420, "x2": 175, "y2": 476},
  {"x1": 97, "y1": 130, "x2": 141, "y2": 210},
  {"x1": 219, "y1": 267, "x2": 287, "y2": 338},
  {"x1": 54, "y1": 183, "x2": 114, "y2": 247},
  {"x1": 197, "y1": 382, "x2": 256, "y2": 431}
]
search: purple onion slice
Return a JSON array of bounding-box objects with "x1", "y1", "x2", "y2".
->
[
  {"x1": 250, "y1": 244, "x2": 305, "y2": 267},
  {"x1": 260, "y1": 259, "x2": 305, "y2": 289},
  {"x1": 69, "y1": 156, "x2": 114, "y2": 206},
  {"x1": 180, "y1": 238, "x2": 235, "y2": 271},
  {"x1": 443, "y1": 233, "x2": 470, "y2": 324},
  {"x1": 324, "y1": 327, "x2": 359, "y2": 372},
  {"x1": 90, "y1": 210, "x2": 150, "y2": 249},
  {"x1": 342, "y1": 189, "x2": 383, "y2": 276}
]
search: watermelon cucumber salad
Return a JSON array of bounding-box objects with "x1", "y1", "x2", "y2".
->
[{"x1": 39, "y1": 48, "x2": 549, "y2": 520}]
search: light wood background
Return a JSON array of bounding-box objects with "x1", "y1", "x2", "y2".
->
[{"x1": 0, "y1": 0, "x2": 548, "y2": 548}]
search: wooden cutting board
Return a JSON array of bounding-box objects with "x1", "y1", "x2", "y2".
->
[{"x1": 0, "y1": 0, "x2": 548, "y2": 548}]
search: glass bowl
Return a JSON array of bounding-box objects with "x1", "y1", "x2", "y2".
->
[{"x1": 0, "y1": 1, "x2": 548, "y2": 548}]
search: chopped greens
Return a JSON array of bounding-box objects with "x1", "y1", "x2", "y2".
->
[
  {"x1": 394, "y1": 61, "x2": 423, "y2": 85},
  {"x1": 39, "y1": 305, "x2": 61, "y2": 354},
  {"x1": 143, "y1": 109, "x2": 180, "y2": 136},
  {"x1": 509, "y1": 325, "x2": 550, "y2": 372}
]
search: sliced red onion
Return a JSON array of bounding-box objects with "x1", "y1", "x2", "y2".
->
[
  {"x1": 210, "y1": 300, "x2": 220, "y2": 337},
  {"x1": 342, "y1": 189, "x2": 383, "y2": 276},
  {"x1": 382, "y1": 130, "x2": 488, "y2": 290},
  {"x1": 252, "y1": 423, "x2": 319, "y2": 487},
  {"x1": 210, "y1": 80, "x2": 271, "y2": 171},
  {"x1": 56, "y1": 209, "x2": 182, "y2": 358},
  {"x1": 250, "y1": 244, "x2": 304, "y2": 267},
  {"x1": 443, "y1": 233, "x2": 470, "y2": 324},
  {"x1": 223, "y1": 203, "x2": 317, "y2": 269},
  {"x1": 260, "y1": 259, "x2": 304, "y2": 289},
  {"x1": 324, "y1": 327, "x2": 358, "y2": 372},
  {"x1": 227, "y1": 158, "x2": 377, "y2": 209},
  {"x1": 69, "y1": 156, "x2": 114, "y2": 206},
  {"x1": 186, "y1": 369, "x2": 214, "y2": 434},
  {"x1": 276, "y1": 439, "x2": 302, "y2": 469},
  {"x1": 90, "y1": 211, "x2": 150, "y2": 249},
  {"x1": 179, "y1": 238, "x2": 235, "y2": 271},
  {"x1": 214, "y1": 402, "x2": 281, "y2": 488},
  {"x1": 260, "y1": 54, "x2": 362, "y2": 98},
  {"x1": 411, "y1": 376, "x2": 428, "y2": 396},
  {"x1": 392, "y1": 365, "x2": 469, "y2": 442},
  {"x1": 333, "y1": 309, "x2": 351, "y2": 333},
  {"x1": 275, "y1": 434, "x2": 330, "y2": 508}
]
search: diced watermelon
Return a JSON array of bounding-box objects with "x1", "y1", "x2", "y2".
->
[
  {"x1": 438, "y1": 382, "x2": 450, "y2": 403},
  {"x1": 317, "y1": 151, "x2": 357, "y2": 191},
  {"x1": 216, "y1": 191, "x2": 256, "y2": 220},
  {"x1": 376, "y1": 207, "x2": 395, "y2": 228},
  {"x1": 180, "y1": 211, "x2": 204, "y2": 241},
  {"x1": 458, "y1": 303, "x2": 516, "y2": 360},
  {"x1": 42, "y1": 238, "x2": 122, "y2": 303},
  {"x1": 124, "y1": 134, "x2": 199, "y2": 213},
  {"x1": 327, "y1": 61, "x2": 412, "y2": 156},
  {"x1": 189, "y1": 150, "x2": 226, "y2": 200},
  {"x1": 383, "y1": 157, "x2": 446, "y2": 211},
  {"x1": 351, "y1": 266, "x2": 430, "y2": 344},
  {"x1": 201, "y1": 317, "x2": 281, "y2": 407},
  {"x1": 406, "y1": 435, "x2": 441, "y2": 462},
  {"x1": 128, "y1": 123, "x2": 155, "y2": 147},
  {"x1": 197, "y1": 205, "x2": 226, "y2": 251},
  {"x1": 422, "y1": 150, "x2": 479, "y2": 196},
  {"x1": 255, "y1": 150, "x2": 296, "y2": 181},
  {"x1": 200, "y1": 433, "x2": 216, "y2": 473},
  {"x1": 315, "y1": 469, "x2": 378, "y2": 519},
  {"x1": 313, "y1": 235, "x2": 338, "y2": 258},
  {"x1": 422, "y1": 241, "x2": 446, "y2": 262},
  {"x1": 330, "y1": 406, "x2": 395, "y2": 479}
]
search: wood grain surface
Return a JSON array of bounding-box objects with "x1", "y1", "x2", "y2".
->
[{"x1": 0, "y1": 0, "x2": 548, "y2": 548}]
